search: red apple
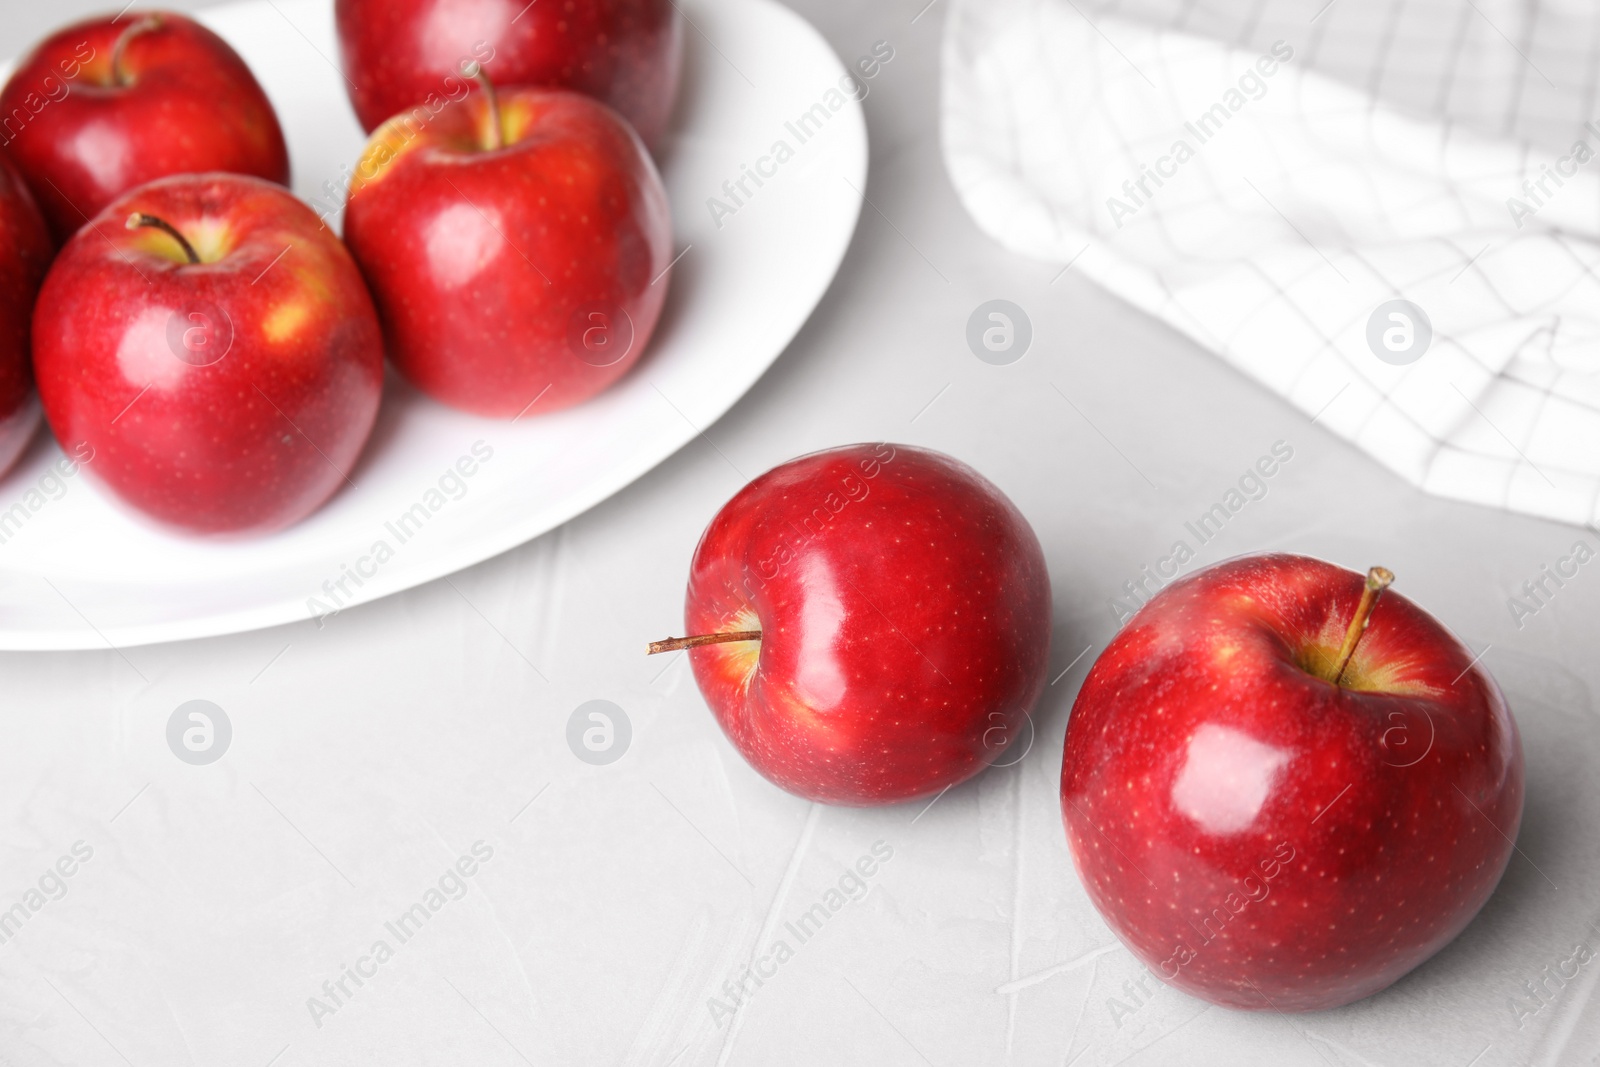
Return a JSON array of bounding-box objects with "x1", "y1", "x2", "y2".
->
[
  {"x1": 343, "y1": 79, "x2": 671, "y2": 417},
  {"x1": 32, "y1": 173, "x2": 383, "y2": 534},
  {"x1": 1061, "y1": 554, "x2": 1523, "y2": 1011},
  {"x1": 335, "y1": 0, "x2": 681, "y2": 148},
  {"x1": 0, "y1": 11, "x2": 290, "y2": 243},
  {"x1": 651, "y1": 443, "x2": 1053, "y2": 805},
  {"x1": 0, "y1": 154, "x2": 53, "y2": 478}
]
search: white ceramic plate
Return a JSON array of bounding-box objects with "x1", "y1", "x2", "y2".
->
[{"x1": 0, "y1": 0, "x2": 865, "y2": 649}]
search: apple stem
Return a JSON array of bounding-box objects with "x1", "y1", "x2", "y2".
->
[
  {"x1": 462, "y1": 61, "x2": 503, "y2": 151},
  {"x1": 647, "y1": 631, "x2": 762, "y2": 655},
  {"x1": 126, "y1": 212, "x2": 200, "y2": 265},
  {"x1": 1331, "y1": 566, "x2": 1394, "y2": 686},
  {"x1": 111, "y1": 14, "x2": 163, "y2": 87}
]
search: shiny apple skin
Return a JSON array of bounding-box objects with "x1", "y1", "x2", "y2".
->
[
  {"x1": 1061, "y1": 553, "x2": 1523, "y2": 1012},
  {"x1": 343, "y1": 86, "x2": 671, "y2": 417},
  {"x1": 335, "y1": 0, "x2": 681, "y2": 147},
  {"x1": 0, "y1": 155, "x2": 53, "y2": 478},
  {"x1": 32, "y1": 173, "x2": 383, "y2": 535},
  {"x1": 0, "y1": 11, "x2": 290, "y2": 243},
  {"x1": 682, "y1": 443, "x2": 1053, "y2": 806}
]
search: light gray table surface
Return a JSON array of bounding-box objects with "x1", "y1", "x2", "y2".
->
[{"x1": 2, "y1": 2, "x2": 1598, "y2": 1065}]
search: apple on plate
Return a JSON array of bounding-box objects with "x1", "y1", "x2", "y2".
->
[
  {"x1": 32, "y1": 173, "x2": 384, "y2": 534},
  {"x1": 1061, "y1": 553, "x2": 1523, "y2": 1011},
  {"x1": 0, "y1": 153, "x2": 53, "y2": 479},
  {"x1": 0, "y1": 11, "x2": 290, "y2": 243},
  {"x1": 649, "y1": 443, "x2": 1053, "y2": 805},
  {"x1": 335, "y1": 0, "x2": 682, "y2": 148},
  {"x1": 343, "y1": 74, "x2": 671, "y2": 418}
]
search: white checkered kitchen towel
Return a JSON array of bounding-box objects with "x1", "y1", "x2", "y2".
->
[{"x1": 942, "y1": 0, "x2": 1600, "y2": 525}]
